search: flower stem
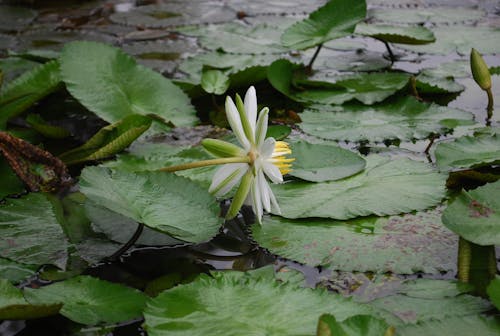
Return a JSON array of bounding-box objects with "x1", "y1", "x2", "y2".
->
[
  {"x1": 306, "y1": 44, "x2": 323, "y2": 74},
  {"x1": 486, "y1": 87, "x2": 494, "y2": 122},
  {"x1": 158, "y1": 157, "x2": 250, "y2": 172}
]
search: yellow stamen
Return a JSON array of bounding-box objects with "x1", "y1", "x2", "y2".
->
[{"x1": 271, "y1": 141, "x2": 293, "y2": 175}]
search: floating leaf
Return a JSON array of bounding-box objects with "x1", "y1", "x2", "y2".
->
[
  {"x1": 299, "y1": 97, "x2": 473, "y2": 142},
  {"x1": 0, "y1": 278, "x2": 61, "y2": 320},
  {"x1": 281, "y1": 0, "x2": 366, "y2": 50},
  {"x1": 271, "y1": 155, "x2": 446, "y2": 220},
  {"x1": 253, "y1": 209, "x2": 456, "y2": 274},
  {"x1": 368, "y1": 7, "x2": 485, "y2": 24},
  {"x1": 415, "y1": 73, "x2": 465, "y2": 95},
  {"x1": 434, "y1": 134, "x2": 500, "y2": 171},
  {"x1": 398, "y1": 26, "x2": 500, "y2": 55},
  {"x1": 442, "y1": 181, "x2": 500, "y2": 246},
  {"x1": 201, "y1": 69, "x2": 230, "y2": 95},
  {"x1": 0, "y1": 60, "x2": 61, "y2": 129},
  {"x1": 355, "y1": 23, "x2": 435, "y2": 45},
  {"x1": 0, "y1": 57, "x2": 39, "y2": 84},
  {"x1": 487, "y1": 276, "x2": 500, "y2": 310},
  {"x1": 398, "y1": 315, "x2": 500, "y2": 336},
  {"x1": 369, "y1": 279, "x2": 491, "y2": 326},
  {"x1": 144, "y1": 269, "x2": 374, "y2": 336},
  {"x1": 289, "y1": 140, "x2": 366, "y2": 182},
  {"x1": 0, "y1": 5, "x2": 37, "y2": 31},
  {"x1": 79, "y1": 167, "x2": 222, "y2": 243},
  {"x1": 59, "y1": 114, "x2": 152, "y2": 165},
  {"x1": 268, "y1": 60, "x2": 410, "y2": 105},
  {"x1": 317, "y1": 314, "x2": 392, "y2": 336},
  {"x1": 0, "y1": 157, "x2": 24, "y2": 198},
  {"x1": 0, "y1": 193, "x2": 69, "y2": 269},
  {"x1": 59, "y1": 41, "x2": 196, "y2": 126},
  {"x1": 0, "y1": 257, "x2": 36, "y2": 283},
  {"x1": 180, "y1": 22, "x2": 289, "y2": 54},
  {"x1": 24, "y1": 275, "x2": 147, "y2": 325}
]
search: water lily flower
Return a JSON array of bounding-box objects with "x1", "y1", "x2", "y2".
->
[{"x1": 202, "y1": 86, "x2": 293, "y2": 223}]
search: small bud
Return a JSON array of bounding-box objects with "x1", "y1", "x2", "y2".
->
[
  {"x1": 470, "y1": 48, "x2": 491, "y2": 91},
  {"x1": 201, "y1": 138, "x2": 245, "y2": 158}
]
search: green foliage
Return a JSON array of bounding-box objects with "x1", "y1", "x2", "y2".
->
[
  {"x1": 254, "y1": 209, "x2": 456, "y2": 274},
  {"x1": 317, "y1": 314, "x2": 392, "y2": 336},
  {"x1": 0, "y1": 193, "x2": 69, "y2": 269},
  {"x1": 0, "y1": 258, "x2": 36, "y2": 284},
  {"x1": 59, "y1": 114, "x2": 152, "y2": 165},
  {"x1": 79, "y1": 167, "x2": 222, "y2": 243},
  {"x1": 201, "y1": 69, "x2": 230, "y2": 95},
  {"x1": 24, "y1": 275, "x2": 147, "y2": 325},
  {"x1": 355, "y1": 23, "x2": 435, "y2": 45},
  {"x1": 271, "y1": 155, "x2": 446, "y2": 219},
  {"x1": 281, "y1": 0, "x2": 366, "y2": 50},
  {"x1": 0, "y1": 157, "x2": 24, "y2": 198},
  {"x1": 289, "y1": 140, "x2": 366, "y2": 182},
  {"x1": 442, "y1": 181, "x2": 500, "y2": 246},
  {"x1": 299, "y1": 97, "x2": 473, "y2": 142},
  {"x1": 0, "y1": 60, "x2": 61, "y2": 129},
  {"x1": 59, "y1": 41, "x2": 197, "y2": 126},
  {"x1": 487, "y1": 276, "x2": 500, "y2": 310},
  {"x1": 144, "y1": 269, "x2": 374, "y2": 336},
  {"x1": 25, "y1": 114, "x2": 70, "y2": 139}
]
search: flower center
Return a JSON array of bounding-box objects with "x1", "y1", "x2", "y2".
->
[{"x1": 271, "y1": 141, "x2": 294, "y2": 175}]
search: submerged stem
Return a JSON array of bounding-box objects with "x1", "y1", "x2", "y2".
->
[
  {"x1": 383, "y1": 40, "x2": 395, "y2": 64},
  {"x1": 159, "y1": 157, "x2": 251, "y2": 172},
  {"x1": 306, "y1": 44, "x2": 323, "y2": 74},
  {"x1": 107, "y1": 223, "x2": 144, "y2": 261}
]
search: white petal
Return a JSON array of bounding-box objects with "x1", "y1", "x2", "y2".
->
[
  {"x1": 263, "y1": 161, "x2": 283, "y2": 184},
  {"x1": 209, "y1": 163, "x2": 248, "y2": 197},
  {"x1": 265, "y1": 182, "x2": 281, "y2": 214},
  {"x1": 258, "y1": 171, "x2": 271, "y2": 212},
  {"x1": 255, "y1": 107, "x2": 269, "y2": 148},
  {"x1": 225, "y1": 96, "x2": 250, "y2": 150},
  {"x1": 260, "y1": 137, "x2": 275, "y2": 158},
  {"x1": 244, "y1": 86, "x2": 257, "y2": 134},
  {"x1": 251, "y1": 180, "x2": 263, "y2": 223}
]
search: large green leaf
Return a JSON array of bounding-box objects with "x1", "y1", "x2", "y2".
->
[
  {"x1": 0, "y1": 60, "x2": 61, "y2": 129},
  {"x1": 368, "y1": 279, "x2": 492, "y2": 326},
  {"x1": 0, "y1": 258, "x2": 36, "y2": 283},
  {"x1": 0, "y1": 156, "x2": 24, "y2": 198},
  {"x1": 143, "y1": 269, "x2": 374, "y2": 336},
  {"x1": 289, "y1": 140, "x2": 366, "y2": 182},
  {"x1": 253, "y1": 209, "x2": 456, "y2": 274},
  {"x1": 59, "y1": 41, "x2": 196, "y2": 126},
  {"x1": 299, "y1": 97, "x2": 473, "y2": 142},
  {"x1": 0, "y1": 278, "x2": 61, "y2": 320},
  {"x1": 355, "y1": 23, "x2": 435, "y2": 45},
  {"x1": 79, "y1": 166, "x2": 222, "y2": 243},
  {"x1": 268, "y1": 60, "x2": 410, "y2": 105},
  {"x1": 281, "y1": 0, "x2": 366, "y2": 50},
  {"x1": 59, "y1": 114, "x2": 152, "y2": 165},
  {"x1": 0, "y1": 193, "x2": 69, "y2": 269},
  {"x1": 442, "y1": 181, "x2": 500, "y2": 246},
  {"x1": 24, "y1": 275, "x2": 147, "y2": 325},
  {"x1": 201, "y1": 69, "x2": 230, "y2": 95},
  {"x1": 434, "y1": 134, "x2": 500, "y2": 171},
  {"x1": 398, "y1": 26, "x2": 500, "y2": 55},
  {"x1": 368, "y1": 7, "x2": 485, "y2": 25},
  {"x1": 487, "y1": 275, "x2": 500, "y2": 310},
  {"x1": 398, "y1": 316, "x2": 500, "y2": 336},
  {"x1": 317, "y1": 314, "x2": 392, "y2": 336},
  {"x1": 271, "y1": 155, "x2": 447, "y2": 219}
]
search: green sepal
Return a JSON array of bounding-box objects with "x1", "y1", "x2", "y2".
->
[
  {"x1": 235, "y1": 93, "x2": 255, "y2": 143},
  {"x1": 226, "y1": 169, "x2": 253, "y2": 219},
  {"x1": 202, "y1": 138, "x2": 246, "y2": 158}
]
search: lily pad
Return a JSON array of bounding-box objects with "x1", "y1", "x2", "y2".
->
[
  {"x1": 487, "y1": 275, "x2": 500, "y2": 310},
  {"x1": 368, "y1": 7, "x2": 485, "y2": 24},
  {"x1": 442, "y1": 181, "x2": 500, "y2": 246},
  {"x1": 0, "y1": 258, "x2": 36, "y2": 283},
  {"x1": 289, "y1": 140, "x2": 366, "y2": 182},
  {"x1": 201, "y1": 69, "x2": 230, "y2": 95},
  {"x1": 0, "y1": 157, "x2": 24, "y2": 198},
  {"x1": 253, "y1": 208, "x2": 456, "y2": 274},
  {"x1": 0, "y1": 278, "x2": 61, "y2": 320},
  {"x1": 398, "y1": 315, "x2": 500, "y2": 336},
  {"x1": 415, "y1": 73, "x2": 465, "y2": 95},
  {"x1": 143, "y1": 269, "x2": 374, "y2": 336},
  {"x1": 0, "y1": 5, "x2": 37, "y2": 32},
  {"x1": 0, "y1": 193, "x2": 69, "y2": 269},
  {"x1": 271, "y1": 155, "x2": 447, "y2": 220},
  {"x1": 355, "y1": 23, "x2": 435, "y2": 45},
  {"x1": 59, "y1": 41, "x2": 196, "y2": 126},
  {"x1": 281, "y1": 0, "x2": 366, "y2": 50},
  {"x1": 398, "y1": 26, "x2": 500, "y2": 55},
  {"x1": 79, "y1": 166, "x2": 222, "y2": 243},
  {"x1": 434, "y1": 134, "x2": 500, "y2": 171},
  {"x1": 317, "y1": 314, "x2": 392, "y2": 336},
  {"x1": 299, "y1": 97, "x2": 473, "y2": 142},
  {"x1": 0, "y1": 60, "x2": 61, "y2": 129},
  {"x1": 24, "y1": 275, "x2": 147, "y2": 325}
]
